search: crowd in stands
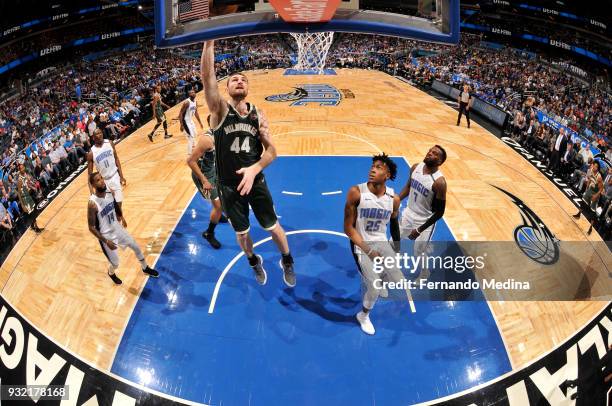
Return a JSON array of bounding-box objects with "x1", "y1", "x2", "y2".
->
[
  {"x1": 465, "y1": 13, "x2": 612, "y2": 62},
  {"x1": 0, "y1": 15, "x2": 147, "y2": 66},
  {"x1": 0, "y1": 31, "x2": 610, "y2": 249},
  {"x1": 0, "y1": 43, "x2": 202, "y2": 246},
  {"x1": 509, "y1": 98, "x2": 612, "y2": 238},
  {"x1": 396, "y1": 34, "x2": 611, "y2": 236},
  {"x1": 0, "y1": 36, "x2": 293, "y2": 249},
  {"x1": 408, "y1": 36, "x2": 611, "y2": 141}
]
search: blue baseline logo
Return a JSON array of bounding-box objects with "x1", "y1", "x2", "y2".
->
[{"x1": 265, "y1": 84, "x2": 342, "y2": 106}]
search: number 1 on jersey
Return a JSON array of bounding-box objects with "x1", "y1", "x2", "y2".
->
[{"x1": 230, "y1": 137, "x2": 250, "y2": 153}]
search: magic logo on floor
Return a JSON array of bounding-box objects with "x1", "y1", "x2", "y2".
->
[
  {"x1": 492, "y1": 185, "x2": 560, "y2": 265},
  {"x1": 265, "y1": 84, "x2": 352, "y2": 106}
]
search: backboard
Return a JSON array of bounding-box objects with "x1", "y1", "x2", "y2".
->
[{"x1": 155, "y1": 0, "x2": 460, "y2": 48}]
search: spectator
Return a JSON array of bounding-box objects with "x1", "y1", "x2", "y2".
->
[
  {"x1": 15, "y1": 163, "x2": 43, "y2": 233},
  {"x1": 0, "y1": 183, "x2": 20, "y2": 220},
  {"x1": 573, "y1": 160, "x2": 605, "y2": 235},
  {"x1": 48, "y1": 141, "x2": 69, "y2": 174},
  {"x1": 549, "y1": 128, "x2": 568, "y2": 173}
]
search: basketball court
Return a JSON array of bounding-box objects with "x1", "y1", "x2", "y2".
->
[
  {"x1": 1, "y1": 66, "x2": 609, "y2": 404},
  {"x1": 0, "y1": 0, "x2": 610, "y2": 403}
]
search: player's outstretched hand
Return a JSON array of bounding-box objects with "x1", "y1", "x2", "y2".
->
[
  {"x1": 120, "y1": 216, "x2": 127, "y2": 228},
  {"x1": 408, "y1": 229, "x2": 421, "y2": 240},
  {"x1": 236, "y1": 166, "x2": 256, "y2": 196},
  {"x1": 120, "y1": 176, "x2": 127, "y2": 187}
]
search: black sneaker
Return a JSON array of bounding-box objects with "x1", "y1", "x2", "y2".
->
[
  {"x1": 31, "y1": 225, "x2": 44, "y2": 234},
  {"x1": 203, "y1": 231, "x2": 221, "y2": 249},
  {"x1": 279, "y1": 258, "x2": 296, "y2": 288},
  {"x1": 164, "y1": 133, "x2": 173, "y2": 139},
  {"x1": 251, "y1": 255, "x2": 267, "y2": 285},
  {"x1": 148, "y1": 134, "x2": 154, "y2": 142},
  {"x1": 108, "y1": 272, "x2": 122, "y2": 285},
  {"x1": 219, "y1": 215, "x2": 229, "y2": 223},
  {"x1": 143, "y1": 266, "x2": 159, "y2": 278}
]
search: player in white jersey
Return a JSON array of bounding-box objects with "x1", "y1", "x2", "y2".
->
[
  {"x1": 344, "y1": 154, "x2": 407, "y2": 335},
  {"x1": 399, "y1": 145, "x2": 447, "y2": 257},
  {"x1": 179, "y1": 89, "x2": 204, "y2": 155},
  {"x1": 87, "y1": 172, "x2": 158, "y2": 285},
  {"x1": 87, "y1": 129, "x2": 126, "y2": 215}
]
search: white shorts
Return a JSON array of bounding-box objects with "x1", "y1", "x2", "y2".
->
[
  {"x1": 183, "y1": 122, "x2": 196, "y2": 138},
  {"x1": 354, "y1": 241, "x2": 405, "y2": 286},
  {"x1": 99, "y1": 226, "x2": 139, "y2": 268},
  {"x1": 104, "y1": 172, "x2": 123, "y2": 203},
  {"x1": 353, "y1": 241, "x2": 410, "y2": 308},
  {"x1": 399, "y1": 214, "x2": 436, "y2": 258}
]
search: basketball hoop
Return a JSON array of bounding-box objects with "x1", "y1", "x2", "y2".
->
[{"x1": 290, "y1": 32, "x2": 334, "y2": 74}]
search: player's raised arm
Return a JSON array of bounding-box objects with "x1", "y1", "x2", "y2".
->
[{"x1": 200, "y1": 41, "x2": 226, "y2": 122}]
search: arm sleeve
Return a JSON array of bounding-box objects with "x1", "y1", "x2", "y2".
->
[
  {"x1": 113, "y1": 199, "x2": 123, "y2": 219},
  {"x1": 417, "y1": 198, "x2": 446, "y2": 233},
  {"x1": 390, "y1": 217, "x2": 400, "y2": 242}
]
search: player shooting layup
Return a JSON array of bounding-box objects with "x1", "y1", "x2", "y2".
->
[{"x1": 200, "y1": 40, "x2": 296, "y2": 287}]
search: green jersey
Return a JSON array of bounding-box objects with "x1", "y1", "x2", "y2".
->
[
  {"x1": 198, "y1": 130, "x2": 216, "y2": 176},
  {"x1": 213, "y1": 103, "x2": 263, "y2": 185}
]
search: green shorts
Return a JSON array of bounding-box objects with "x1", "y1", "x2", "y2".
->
[
  {"x1": 192, "y1": 169, "x2": 219, "y2": 201},
  {"x1": 218, "y1": 175, "x2": 278, "y2": 234}
]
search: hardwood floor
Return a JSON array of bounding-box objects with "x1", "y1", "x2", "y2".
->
[{"x1": 0, "y1": 68, "x2": 607, "y2": 372}]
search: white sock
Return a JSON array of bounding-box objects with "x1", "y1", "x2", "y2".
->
[{"x1": 187, "y1": 137, "x2": 194, "y2": 155}]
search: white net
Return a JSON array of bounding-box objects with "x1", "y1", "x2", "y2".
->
[{"x1": 290, "y1": 32, "x2": 334, "y2": 74}]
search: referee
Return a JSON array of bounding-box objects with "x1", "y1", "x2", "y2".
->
[{"x1": 456, "y1": 84, "x2": 472, "y2": 129}]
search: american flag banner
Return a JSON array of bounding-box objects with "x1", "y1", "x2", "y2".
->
[{"x1": 177, "y1": 0, "x2": 209, "y2": 23}]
